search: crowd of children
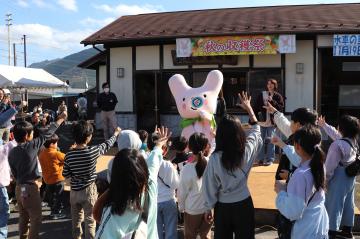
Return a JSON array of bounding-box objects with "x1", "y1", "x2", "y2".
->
[{"x1": 0, "y1": 88, "x2": 359, "y2": 239}]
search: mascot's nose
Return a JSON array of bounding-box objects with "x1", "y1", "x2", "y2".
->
[{"x1": 191, "y1": 96, "x2": 204, "y2": 109}]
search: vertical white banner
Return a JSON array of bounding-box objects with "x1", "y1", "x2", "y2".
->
[
  {"x1": 176, "y1": 38, "x2": 192, "y2": 57},
  {"x1": 279, "y1": 35, "x2": 296, "y2": 53}
]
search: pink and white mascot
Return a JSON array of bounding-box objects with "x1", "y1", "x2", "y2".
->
[{"x1": 169, "y1": 70, "x2": 223, "y2": 148}]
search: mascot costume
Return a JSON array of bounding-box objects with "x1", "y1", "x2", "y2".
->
[{"x1": 169, "y1": 70, "x2": 223, "y2": 149}]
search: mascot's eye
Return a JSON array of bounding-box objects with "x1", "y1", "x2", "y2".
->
[
  {"x1": 203, "y1": 94, "x2": 207, "y2": 98},
  {"x1": 182, "y1": 98, "x2": 185, "y2": 101}
]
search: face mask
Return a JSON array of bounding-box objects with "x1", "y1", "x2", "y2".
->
[{"x1": 104, "y1": 88, "x2": 110, "y2": 93}]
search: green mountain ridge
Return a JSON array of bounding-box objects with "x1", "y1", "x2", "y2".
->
[{"x1": 29, "y1": 48, "x2": 101, "y2": 89}]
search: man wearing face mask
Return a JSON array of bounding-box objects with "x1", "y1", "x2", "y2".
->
[{"x1": 97, "y1": 82, "x2": 118, "y2": 139}]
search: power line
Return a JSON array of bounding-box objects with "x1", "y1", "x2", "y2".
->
[{"x1": 0, "y1": 38, "x2": 22, "y2": 43}]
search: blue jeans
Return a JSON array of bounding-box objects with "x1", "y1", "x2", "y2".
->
[
  {"x1": 325, "y1": 166, "x2": 356, "y2": 231},
  {"x1": 0, "y1": 187, "x2": 9, "y2": 239},
  {"x1": 259, "y1": 126, "x2": 276, "y2": 163},
  {"x1": 157, "y1": 199, "x2": 178, "y2": 239}
]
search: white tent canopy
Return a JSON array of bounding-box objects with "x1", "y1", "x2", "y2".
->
[{"x1": 0, "y1": 65, "x2": 68, "y2": 88}]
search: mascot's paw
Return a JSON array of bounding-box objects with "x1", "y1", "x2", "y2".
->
[{"x1": 199, "y1": 110, "x2": 213, "y2": 121}]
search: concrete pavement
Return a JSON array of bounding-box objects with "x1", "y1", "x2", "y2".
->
[{"x1": 7, "y1": 203, "x2": 279, "y2": 239}]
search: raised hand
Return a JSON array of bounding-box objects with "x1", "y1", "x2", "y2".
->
[
  {"x1": 238, "y1": 91, "x2": 252, "y2": 111},
  {"x1": 18, "y1": 100, "x2": 27, "y2": 109},
  {"x1": 238, "y1": 91, "x2": 257, "y2": 123},
  {"x1": 279, "y1": 170, "x2": 289, "y2": 181},
  {"x1": 55, "y1": 111, "x2": 68, "y2": 125},
  {"x1": 318, "y1": 115, "x2": 326, "y2": 127},
  {"x1": 271, "y1": 135, "x2": 286, "y2": 148},
  {"x1": 263, "y1": 102, "x2": 277, "y2": 113},
  {"x1": 58, "y1": 111, "x2": 68, "y2": 120},
  {"x1": 155, "y1": 126, "x2": 172, "y2": 148},
  {"x1": 274, "y1": 180, "x2": 286, "y2": 193},
  {"x1": 114, "y1": 127, "x2": 122, "y2": 137}
]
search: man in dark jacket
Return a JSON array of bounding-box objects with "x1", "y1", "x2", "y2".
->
[{"x1": 97, "y1": 82, "x2": 118, "y2": 139}]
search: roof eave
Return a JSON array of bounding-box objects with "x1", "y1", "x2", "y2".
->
[{"x1": 81, "y1": 28, "x2": 360, "y2": 46}]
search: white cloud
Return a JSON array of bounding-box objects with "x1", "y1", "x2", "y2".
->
[
  {"x1": 93, "y1": 3, "x2": 164, "y2": 16},
  {"x1": 80, "y1": 17, "x2": 115, "y2": 27},
  {"x1": 32, "y1": 0, "x2": 51, "y2": 8},
  {"x1": 57, "y1": 0, "x2": 77, "y2": 11},
  {"x1": 0, "y1": 23, "x2": 93, "y2": 52},
  {"x1": 17, "y1": 0, "x2": 29, "y2": 7}
]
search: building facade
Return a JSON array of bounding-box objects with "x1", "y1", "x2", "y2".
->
[{"x1": 80, "y1": 3, "x2": 360, "y2": 134}]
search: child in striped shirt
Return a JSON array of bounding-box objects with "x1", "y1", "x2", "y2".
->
[{"x1": 63, "y1": 120, "x2": 121, "y2": 239}]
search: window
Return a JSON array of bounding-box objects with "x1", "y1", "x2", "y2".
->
[
  {"x1": 342, "y1": 62, "x2": 360, "y2": 72},
  {"x1": 223, "y1": 69, "x2": 283, "y2": 111},
  {"x1": 222, "y1": 72, "x2": 247, "y2": 109},
  {"x1": 247, "y1": 69, "x2": 283, "y2": 102},
  {"x1": 339, "y1": 85, "x2": 360, "y2": 107}
]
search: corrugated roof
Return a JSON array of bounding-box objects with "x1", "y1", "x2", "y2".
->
[{"x1": 81, "y1": 3, "x2": 360, "y2": 45}]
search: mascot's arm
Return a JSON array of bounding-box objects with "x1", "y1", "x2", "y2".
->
[{"x1": 199, "y1": 110, "x2": 213, "y2": 121}]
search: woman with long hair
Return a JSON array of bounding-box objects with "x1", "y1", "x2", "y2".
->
[
  {"x1": 254, "y1": 78, "x2": 284, "y2": 166},
  {"x1": 318, "y1": 115, "x2": 360, "y2": 239},
  {"x1": 275, "y1": 125, "x2": 329, "y2": 239},
  {"x1": 93, "y1": 127, "x2": 171, "y2": 239},
  {"x1": 178, "y1": 133, "x2": 211, "y2": 239},
  {"x1": 202, "y1": 92, "x2": 262, "y2": 239}
]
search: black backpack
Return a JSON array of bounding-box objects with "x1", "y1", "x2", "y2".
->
[{"x1": 339, "y1": 138, "x2": 360, "y2": 177}]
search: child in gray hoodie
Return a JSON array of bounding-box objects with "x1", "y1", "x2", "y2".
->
[{"x1": 202, "y1": 92, "x2": 262, "y2": 239}]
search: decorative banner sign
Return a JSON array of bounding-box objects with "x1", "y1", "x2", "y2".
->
[
  {"x1": 333, "y1": 34, "x2": 360, "y2": 56},
  {"x1": 171, "y1": 50, "x2": 238, "y2": 65},
  {"x1": 176, "y1": 35, "x2": 296, "y2": 57}
]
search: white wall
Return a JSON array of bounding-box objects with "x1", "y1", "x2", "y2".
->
[
  {"x1": 285, "y1": 40, "x2": 314, "y2": 112},
  {"x1": 98, "y1": 65, "x2": 107, "y2": 92},
  {"x1": 110, "y1": 47, "x2": 133, "y2": 112},
  {"x1": 317, "y1": 35, "x2": 333, "y2": 47},
  {"x1": 254, "y1": 54, "x2": 281, "y2": 67},
  {"x1": 136, "y1": 45, "x2": 160, "y2": 70},
  {"x1": 163, "y1": 44, "x2": 188, "y2": 69}
]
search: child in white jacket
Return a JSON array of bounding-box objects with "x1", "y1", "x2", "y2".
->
[
  {"x1": 157, "y1": 157, "x2": 180, "y2": 239},
  {"x1": 178, "y1": 133, "x2": 212, "y2": 239}
]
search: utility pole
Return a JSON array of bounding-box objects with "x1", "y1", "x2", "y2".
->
[
  {"x1": 13, "y1": 43, "x2": 16, "y2": 66},
  {"x1": 22, "y1": 35, "x2": 27, "y2": 67},
  {"x1": 5, "y1": 13, "x2": 12, "y2": 66}
]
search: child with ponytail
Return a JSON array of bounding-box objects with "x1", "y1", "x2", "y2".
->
[
  {"x1": 275, "y1": 125, "x2": 329, "y2": 239},
  {"x1": 318, "y1": 115, "x2": 360, "y2": 239},
  {"x1": 178, "y1": 133, "x2": 212, "y2": 239}
]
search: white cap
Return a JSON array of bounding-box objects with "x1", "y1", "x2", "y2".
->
[{"x1": 3, "y1": 89, "x2": 10, "y2": 95}]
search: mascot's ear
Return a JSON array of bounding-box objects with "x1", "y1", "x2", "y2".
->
[
  {"x1": 169, "y1": 74, "x2": 191, "y2": 96},
  {"x1": 201, "y1": 70, "x2": 223, "y2": 93}
]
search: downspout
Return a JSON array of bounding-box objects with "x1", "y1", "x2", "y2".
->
[{"x1": 92, "y1": 45, "x2": 106, "y2": 96}]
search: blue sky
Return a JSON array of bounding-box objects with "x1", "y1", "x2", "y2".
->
[{"x1": 0, "y1": 0, "x2": 358, "y2": 65}]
